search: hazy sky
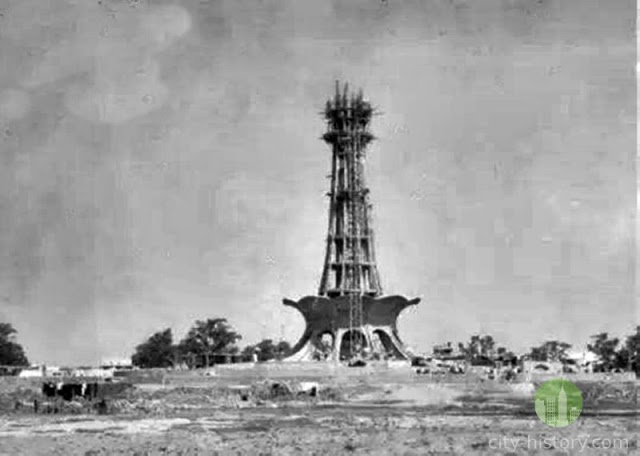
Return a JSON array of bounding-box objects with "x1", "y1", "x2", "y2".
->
[{"x1": 0, "y1": 0, "x2": 636, "y2": 365}]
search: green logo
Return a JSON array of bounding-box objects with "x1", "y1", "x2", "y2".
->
[{"x1": 534, "y1": 378, "x2": 583, "y2": 427}]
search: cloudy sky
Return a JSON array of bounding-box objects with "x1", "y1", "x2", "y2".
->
[{"x1": 0, "y1": 0, "x2": 636, "y2": 365}]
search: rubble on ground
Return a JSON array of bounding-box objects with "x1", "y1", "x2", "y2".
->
[{"x1": 0, "y1": 379, "x2": 344, "y2": 416}]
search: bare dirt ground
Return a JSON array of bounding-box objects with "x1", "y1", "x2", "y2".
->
[{"x1": 0, "y1": 364, "x2": 637, "y2": 455}]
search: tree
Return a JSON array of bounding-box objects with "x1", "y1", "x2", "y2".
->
[
  {"x1": 458, "y1": 334, "x2": 496, "y2": 364},
  {"x1": 275, "y1": 340, "x2": 291, "y2": 359},
  {"x1": 495, "y1": 346, "x2": 517, "y2": 364},
  {"x1": 621, "y1": 326, "x2": 640, "y2": 374},
  {"x1": 243, "y1": 339, "x2": 292, "y2": 362},
  {"x1": 529, "y1": 340, "x2": 571, "y2": 362},
  {"x1": 241, "y1": 344, "x2": 258, "y2": 361},
  {"x1": 587, "y1": 332, "x2": 623, "y2": 372},
  {"x1": 131, "y1": 328, "x2": 175, "y2": 368},
  {"x1": 178, "y1": 318, "x2": 241, "y2": 367},
  {"x1": 0, "y1": 323, "x2": 29, "y2": 366},
  {"x1": 255, "y1": 339, "x2": 277, "y2": 361}
]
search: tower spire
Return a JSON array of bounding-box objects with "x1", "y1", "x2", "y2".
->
[{"x1": 319, "y1": 82, "x2": 381, "y2": 298}]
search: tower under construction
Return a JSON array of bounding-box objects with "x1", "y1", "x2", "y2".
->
[{"x1": 284, "y1": 82, "x2": 419, "y2": 362}]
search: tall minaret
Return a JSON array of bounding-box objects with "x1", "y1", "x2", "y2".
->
[
  {"x1": 318, "y1": 81, "x2": 383, "y2": 298},
  {"x1": 282, "y1": 82, "x2": 420, "y2": 363}
]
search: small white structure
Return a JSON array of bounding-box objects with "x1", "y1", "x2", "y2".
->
[
  {"x1": 72, "y1": 368, "x2": 113, "y2": 378},
  {"x1": 18, "y1": 365, "x2": 63, "y2": 377},
  {"x1": 565, "y1": 350, "x2": 598, "y2": 373},
  {"x1": 47, "y1": 366, "x2": 64, "y2": 377},
  {"x1": 18, "y1": 365, "x2": 44, "y2": 378},
  {"x1": 100, "y1": 358, "x2": 133, "y2": 369}
]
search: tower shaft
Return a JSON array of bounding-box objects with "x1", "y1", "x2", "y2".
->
[{"x1": 319, "y1": 82, "x2": 383, "y2": 299}]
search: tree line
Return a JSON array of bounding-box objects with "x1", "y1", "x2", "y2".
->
[
  {"x1": 131, "y1": 318, "x2": 291, "y2": 369},
  {"x1": 455, "y1": 328, "x2": 640, "y2": 373},
  {"x1": 1, "y1": 318, "x2": 638, "y2": 374}
]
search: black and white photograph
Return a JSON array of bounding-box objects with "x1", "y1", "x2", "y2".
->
[{"x1": 0, "y1": 0, "x2": 637, "y2": 454}]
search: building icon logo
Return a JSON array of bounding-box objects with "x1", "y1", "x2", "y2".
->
[{"x1": 535, "y1": 378, "x2": 583, "y2": 427}]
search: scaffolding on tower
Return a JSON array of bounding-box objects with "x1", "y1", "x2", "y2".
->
[
  {"x1": 319, "y1": 81, "x2": 380, "y2": 361},
  {"x1": 282, "y1": 81, "x2": 421, "y2": 364}
]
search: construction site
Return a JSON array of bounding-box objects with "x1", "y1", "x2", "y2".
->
[{"x1": 0, "y1": 84, "x2": 637, "y2": 455}]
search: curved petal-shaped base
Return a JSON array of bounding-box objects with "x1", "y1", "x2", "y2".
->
[{"x1": 282, "y1": 295, "x2": 420, "y2": 362}]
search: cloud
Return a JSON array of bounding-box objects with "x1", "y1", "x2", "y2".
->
[
  {"x1": 139, "y1": 4, "x2": 192, "y2": 51},
  {"x1": 0, "y1": 88, "x2": 30, "y2": 120},
  {"x1": 214, "y1": 171, "x2": 289, "y2": 229},
  {"x1": 3, "y1": 1, "x2": 191, "y2": 124},
  {"x1": 65, "y1": 58, "x2": 169, "y2": 124},
  {"x1": 541, "y1": 189, "x2": 634, "y2": 255}
]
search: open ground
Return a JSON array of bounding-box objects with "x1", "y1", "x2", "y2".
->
[{"x1": 0, "y1": 363, "x2": 637, "y2": 455}]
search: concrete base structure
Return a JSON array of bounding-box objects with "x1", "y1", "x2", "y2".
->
[{"x1": 283, "y1": 295, "x2": 420, "y2": 362}]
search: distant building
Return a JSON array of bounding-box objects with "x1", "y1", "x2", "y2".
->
[
  {"x1": 432, "y1": 342, "x2": 464, "y2": 360},
  {"x1": 17, "y1": 366, "x2": 43, "y2": 378},
  {"x1": 100, "y1": 358, "x2": 133, "y2": 369},
  {"x1": 565, "y1": 350, "x2": 598, "y2": 373},
  {"x1": 523, "y1": 360, "x2": 563, "y2": 376},
  {"x1": 73, "y1": 368, "x2": 113, "y2": 378},
  {"x1": 18, "y1": 365, "x2": 63, "y2": 378}
]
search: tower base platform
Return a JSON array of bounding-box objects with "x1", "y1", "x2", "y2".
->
[{"x1": 282, "y1": 295, "x2": 420, "y2": 362}]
